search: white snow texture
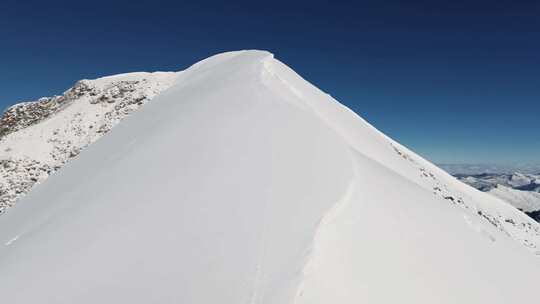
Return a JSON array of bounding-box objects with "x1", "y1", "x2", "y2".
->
[{"x1": 0, "y1": 50, "x2": 539, "y2": 303}]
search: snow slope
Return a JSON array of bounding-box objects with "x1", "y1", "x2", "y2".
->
[{"x1": 0, "y1": 50, "x2": 539, "y2": 303}]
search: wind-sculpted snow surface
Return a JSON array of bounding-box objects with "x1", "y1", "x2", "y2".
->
[{"x1": 0, "y1": 51, "x2": 539, "y2": 303}]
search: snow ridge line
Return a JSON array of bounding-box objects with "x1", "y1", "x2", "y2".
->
[
  {"x1": 292, "y1": 151, "x2": 358, "y2": 304},
  {"x1": 259, "y1": 54, "x2": 540, "y2": 254},
  {"x1": 260, "y1": 56, "x2": 405, "y2": 183},
  {"x1": 258, "y1": 56, "x2": 361, "y2": 303}
]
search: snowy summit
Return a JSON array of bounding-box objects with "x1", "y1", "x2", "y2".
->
[{"x1": 0, "y1": 50, "x2": 539, "y2": 303}]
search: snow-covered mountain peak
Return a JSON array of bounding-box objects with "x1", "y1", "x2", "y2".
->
[{"x1": 0, "y1": 50, "x2": 539, "y2": 303}]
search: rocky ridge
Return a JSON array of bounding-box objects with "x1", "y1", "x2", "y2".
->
[{"x1": 0, "y1": 72, "x2": 177, "y2": 212}]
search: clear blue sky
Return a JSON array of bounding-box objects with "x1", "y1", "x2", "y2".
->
[{"x1": 1, "y1": 0, "x2": 538, "y2": 165}]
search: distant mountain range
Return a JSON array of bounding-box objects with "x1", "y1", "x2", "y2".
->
[
  {"x1": 439, "y1": 163, "x2": 540, "y2": 175},
  {"x1": 450, "y1": 172, "x2": 540, "y2": 222}
]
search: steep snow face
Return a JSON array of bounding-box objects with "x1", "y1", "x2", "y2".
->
[
  {"x1": 0, "y1": 71, "x2": 178, "y2": 211},
  {"x1": 263, "y1": 55, "x2": 540, "y2": 252},
  {"x1": 0, "y1": 50, "x2": 539, "y2": 303}
]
